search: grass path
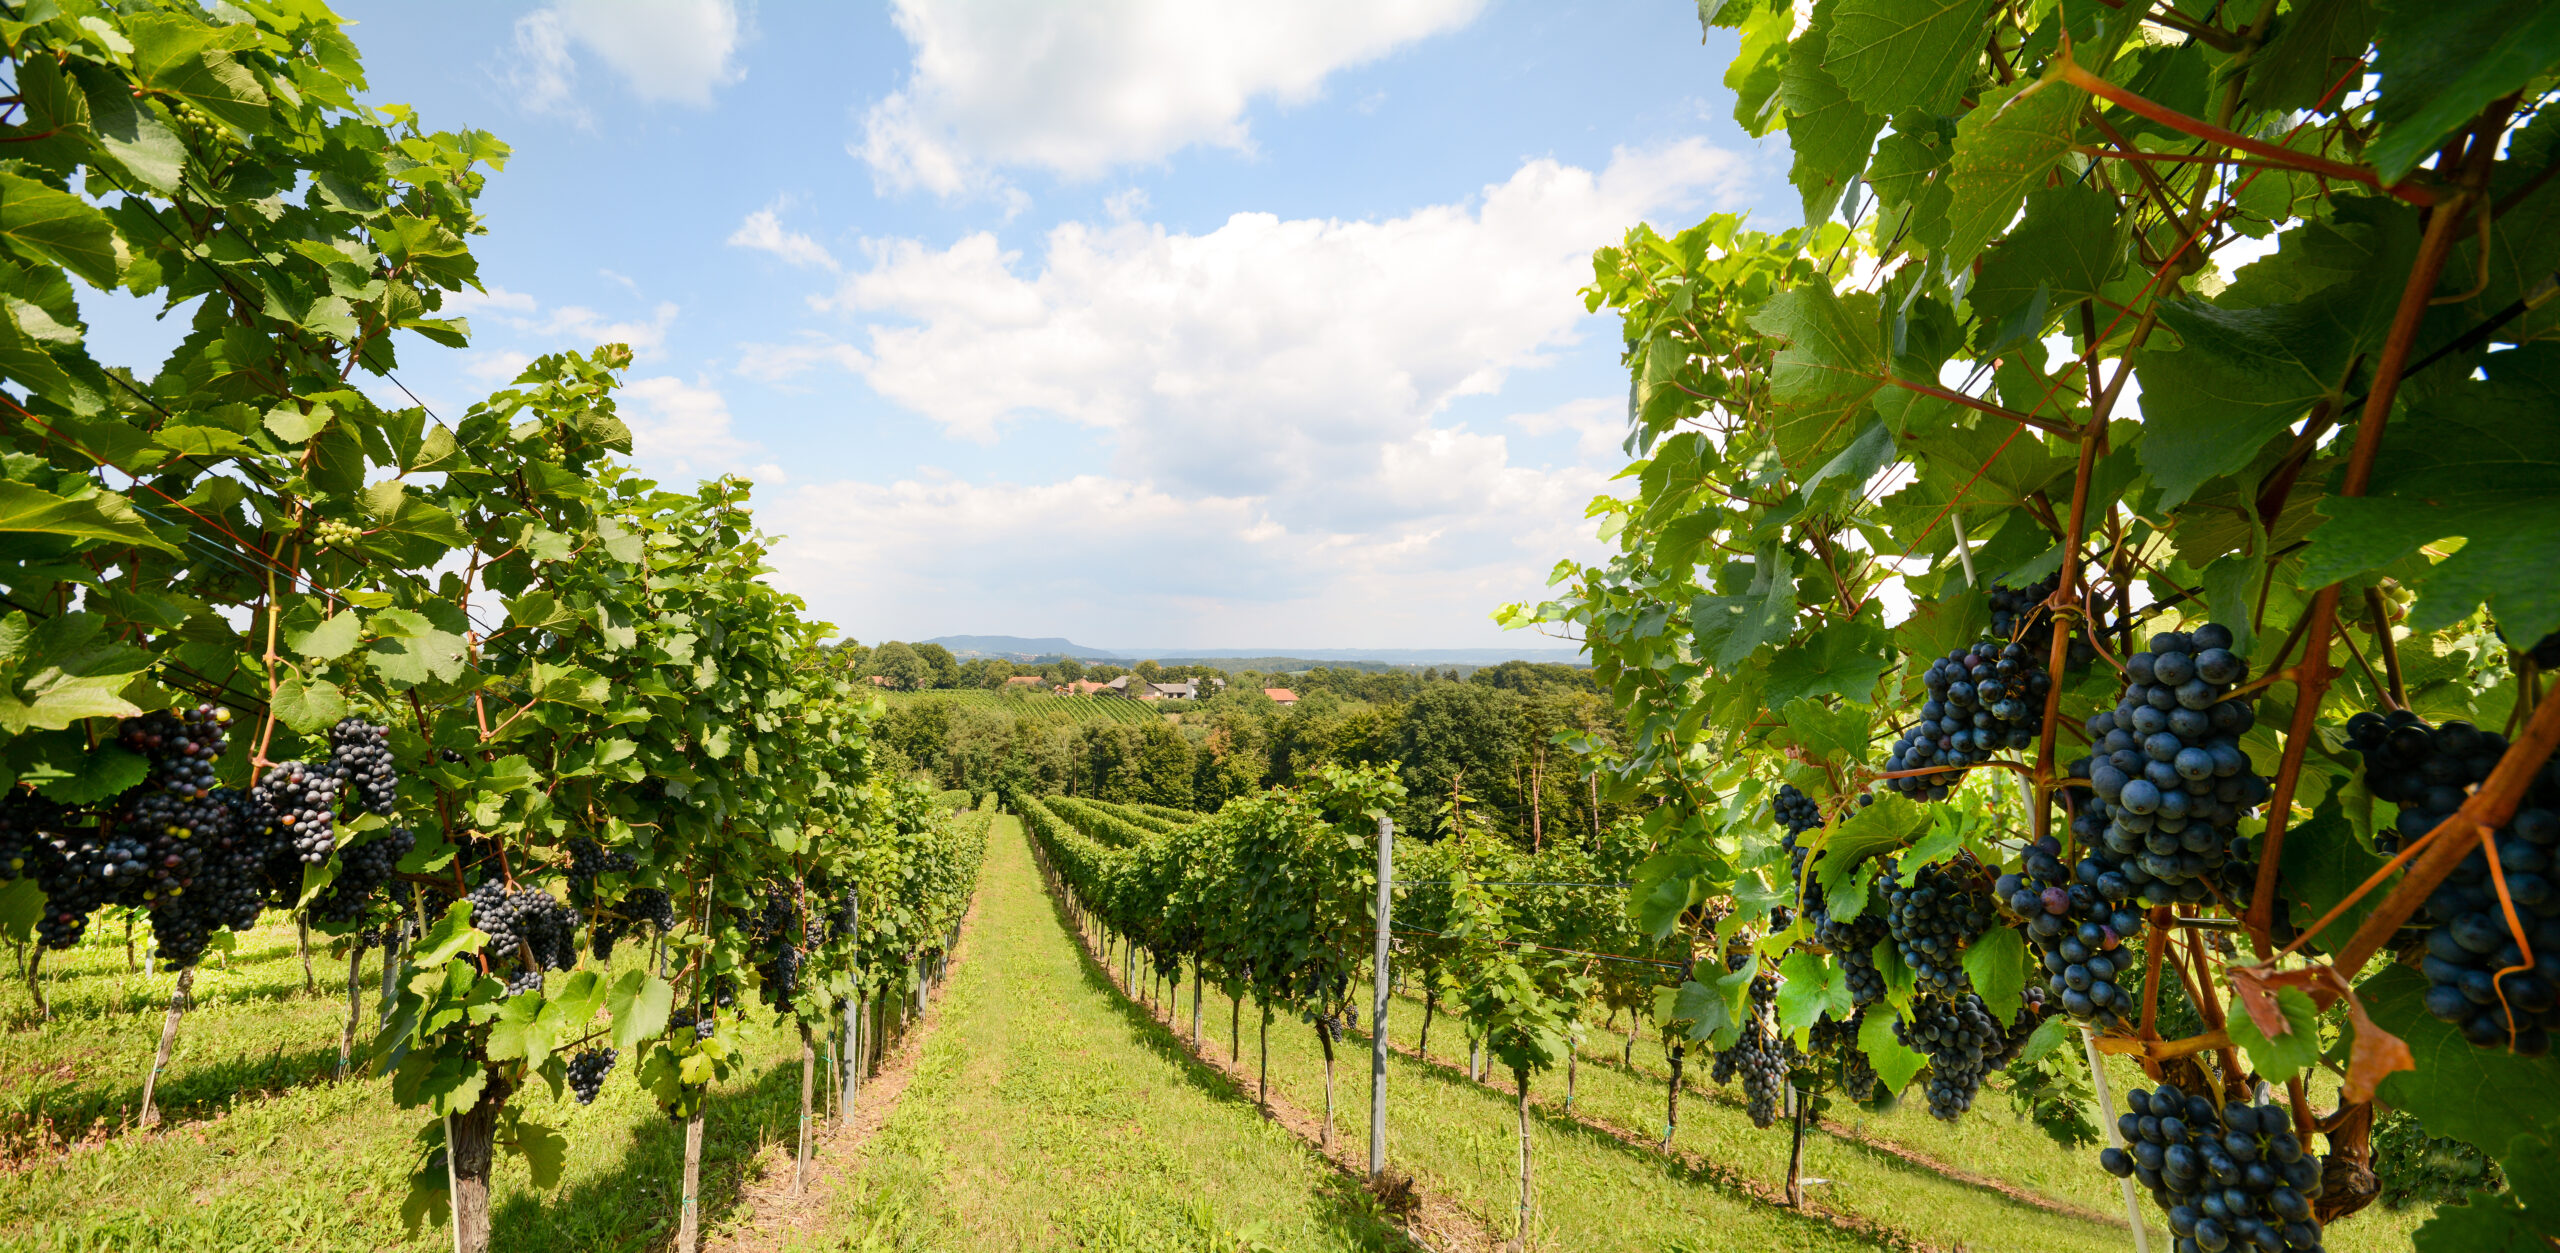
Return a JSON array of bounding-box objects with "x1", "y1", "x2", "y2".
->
[{"x1": 788, "y1": 816, "x2": 1410, "y2": 1252}]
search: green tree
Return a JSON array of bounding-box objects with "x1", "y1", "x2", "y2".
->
[
  {"x1": 866, "y1": 641, "x2": 928, "y2": 691},
  {"x1": 1396, "y1": 682, "x2": 1526, "y2": 837}
]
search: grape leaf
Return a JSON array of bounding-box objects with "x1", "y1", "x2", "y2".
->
[
  {"x1": 2299, "y1": 346, "x2": 2560, "y2": 643},
  {"x1": 609, "y1": 970, "x2": 674, "y2": 1052},
  {"x1": 1822, "y1": 0, "x2": 2002, "y2": 118},
  {"x1": 1748, "y1": 284, "x2": 1886, "y2": 466},
  {"x1": 2249, "y1": 0, "x2": 2375, "y2": 115},
  {"x1": 2224, "y1": 984, "x2": 2322, "y2": 1083},
  {"x1": 1939, "y1": 77, "x2": 2084, "y2": 278},
  {"x1": 1859, "y1": 1005, "x2": 1930, "y2": 1093},
  {"x1": 31, "y1": 744, "x2": 146, "y2": 804},
  {"x1": 506, "y1": 1116, "x2": 569, "y2": 1191},
  {"x1": 1777, "y1": 951, "x2": 1857, "y2": 1041},
  {"x1": 2366, "y1": 0, "x2": 2560, "y2": 184},
  {"x1": 1970, "y1": 183, "x2": 2123, "y2": 337},
  {"x1": 1962, "y1": 925, "x2": 2026, "y2": 1024},
  {"x1": 2363, "y1": 965, "x2": 2560, "y2": 1156},
  {"x1": 1693, "y1": 550, "x2": 1799, "y2": 667},
  {"x1": 1766, "y1": 615, "x2": 1894, "y2": 704},
  {"x1": 1779, "y1": 19, "x2": 1884, "y2": 224},
  {"x1": 1777, "y1": 696, "x2": 1871, "y2": 766}
]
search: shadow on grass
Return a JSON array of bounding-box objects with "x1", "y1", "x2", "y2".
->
[
  {"x1": 1029, "y1": 856, "x2": 1413, "y2": 1253},
  {"x1": 489, "y1": 1050, "x2": 812, "y2": 1253},
  {"x1": 2, "y1": 1041, "x2": 354, "y2": 1147}
]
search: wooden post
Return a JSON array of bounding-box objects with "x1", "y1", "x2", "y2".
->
[
  {"x1": 138, "y1": 967, "x2": 193, "y2": 1127},
  {"x1": 1369, "y1": 814, "x2": 1393, "y2": 1179},
  {"x1": 447, "y1": 1092, "x2": 498, "y2": 1253},
  {"x1": 1786, "y1": 1084, "x2": 1808, "y2": 1206},
  {"x1": 338, "y1": 938, "x2": 364, "y2": 1082},
  {"x1": 796, "y1": 1024, "x2": 815, "y2": 1194},
  {"x1": 1510, "y1": 1071, "x2": 1533, "y2": 1252},
  {"x1": 676, "y1": 1103, "x2": 706, "y2": 1252}
]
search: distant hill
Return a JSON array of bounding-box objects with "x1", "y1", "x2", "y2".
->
[
  {"x1": 921, "y1": 635, "x2": 1123, "y2": 661},
  {"x1": 921, "y1": 635, "x2": 1586, "y2": 668}
]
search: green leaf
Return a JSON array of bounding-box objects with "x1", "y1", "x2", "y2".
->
[
  {"x1": 366, "y1": 608, "x2": 470, "y2": 688},
  {"x1": 2365, "y1": 964, "x2": 2560, "y2": 1155},
  {"x1": 1749, "y1": 284, "x2": 1885, "y2": 464},
  {"x1": 32, "y1": 744, "x2": 147, "y2": 804},
  {"x1": 0, "y1": 612, "x2": 154, "y2": 733},
  {"x1": 2298, "y1": 346, "x2": 2560, "y2": 642},
  {"x1": 2225, "y1": 985, "x2": 2322, "y2": 1083},
  {"x1": 413, "y1": 900, "x2": 486, "y2": 970},
  {"x1": 125, "y1": 13, "x2": 271, "y2": 133},
  {"x1": 2366, "y1": 0, "x2": 2560, "y2": 184},
  {"x1": 2278, "y1": 798, "x2": 2387, "y2": 953},
  {"x1": 1775, "y1": 951, "x2": 1856, "y2": 1039},
  {"x1": 509, "y1": 1117, "x2": 568, "y2": 1190},
  {"x1": 0, "y1": 874, "x2": 46, "y2": 943},
  {"x1": 1821, "y1": 0, "x2": 2001, "y2": 117},
  {"x1": 1961, "y1": 925, "x2": 2026, "y2": 1024},
  {"x1": 287, "y1": 610, "x2": 365, "y2": 662},
  {"x1": 0, "y1": 481, "x2": 178, "y2": 553},
  {"x1": 1765, "y1": 615, "x2": 1893, "y2": 704},
  {"x1": 609, "y1": 970, "x2": 673, "y2": 1052},
  {"x1": 1776, "y1": 696, "x2": 1871, "y2": 766},
  {"x1": 0, "y1": 171, "x2": 121, "y2": 289},
  {"x1": 1859, "y1": 1006, "x2": 1929, "y2": 1093},
  {"x1": 1970, "y1": 183, "x2": 2123, "y2": 338},
  {"x1": 270, "y1": 676, "x2": 348, "y2": 734},
  {"x1": 263, "y1": 401, "x2": 334, "y2": 444},
  {"x1": 2016, "y1": 1014, "x2": 2077, "y2": 1066},
  {"x1": 1693, "y1": 551, "x2": 1798, "y2": 668},
  {"x1": 73, "y1": 63, "x2": 184, "y2": 194},
  {"x1": 1939, "y1": 75, "x2": 2086, "y2": 278},
  {"x1": 2250, "y1": 0, "x2": 2376, "y2": 116},
  {"x1": 1812, "y1": 793, "x2": 1928, "y2": 901},
  {"x1": 1779, "y1": 19, "x2": 1884, "y2": 224}
]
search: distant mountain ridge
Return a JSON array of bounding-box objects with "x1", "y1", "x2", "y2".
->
[{"x1": 919, "y1": 635, "x2": 1585, "y2": 667}]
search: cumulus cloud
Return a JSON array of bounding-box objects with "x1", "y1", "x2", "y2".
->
[
  {"x1": 753, "y1": 141, "x2": 1750, "y2": 645},
  {"x1": 502, "y1": 0, "x2": 745, "y2": 119},
  {"x1": 733, "y1": 335, "x2": 871, "y2": 385},
  {"x1": 856, "y1": 0, "x2": 1483, "y2": 194},
  {"x1": 728, "y1": 203, "x2": 840, "y2": 272},
  {"x1": 621, "y1": 376, "x2": 778, "y2": 483},
  {"x1": 822, "y1": 139, "x2": 1747, "y2": 518}
]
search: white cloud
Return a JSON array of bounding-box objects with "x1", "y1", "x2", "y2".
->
[
  {"x1": 755, "y1": 141, "x2": 1749, "y2": 646},
  {"x1": 441, "y1": 285, "x2": 539, "y2": 317},
  {"x1": 621, "y1": 376, "x2": 774, "y2": 482},
  {"x1": 734, "y1": 335, "x2": 871, "y2": 385},
  {"x1": 502, "y1": 0, "x2": 745, "y2": 118},
  {"x1": 823, "y1": 139, "x2": 1747, "y2": 516},
  {"x1": 856, "y1": 0, "x2": 1484, "y2": 195},
  {"x1": 728, "y1": 204, "x2": 840, "y2": 272}
]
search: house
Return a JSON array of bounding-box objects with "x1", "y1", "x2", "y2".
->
[
  {"x1": 1063, "y1": 679, "x2": 1113, "y2": 696},
  {"x1": 1147, "y1": 680, "x2": 1198, "y2": 701},
  {"x1": 1003, "y1": 674, "x2": 1046, "y2": 689},
  {"x1": 1263, "y1": 687, "x2": 1298, "y2": 706},
  {"x1": 866, "y1": 674, "x2": 895, "y2": 688}
]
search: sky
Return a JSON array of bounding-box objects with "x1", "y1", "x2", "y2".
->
[{"x1": 108, "y1": 1, "x2": 1792, "y2": 652}]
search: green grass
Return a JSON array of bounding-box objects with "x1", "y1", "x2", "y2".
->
[
  {"x1": 1169, "y1": 977, "x2": 2432, "y2": 1253},
  {"x1": 789, "y1": 816, "x2": 1405, "y2": 1252},
  {"x1": 0, "y1": 910, "x2": 840, "y2": 1251}
]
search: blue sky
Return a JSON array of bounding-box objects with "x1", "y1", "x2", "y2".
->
[{"x1": 196, "y1": 2, "x2": 1789, "y2": 650}]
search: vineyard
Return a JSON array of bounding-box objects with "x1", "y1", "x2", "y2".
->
[
  {"x1": 875, "y1": 689, "x2": 1171, "y2": 727},
  {"x1": 2, "y1": 0, "x2": 2555, "y2": 1250}
]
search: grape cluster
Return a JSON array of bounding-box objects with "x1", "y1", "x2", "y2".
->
[
  {"x1": 251, "y1": 760, "x2": 345, "y2": 864},
  {"x1": 467, "y1": 880, "x2": 581, "y2": 994},
  {"x1": 311, "y1": 517, "x2": 364, "y2": 549},
  {"x1": 0, "y1": 791, "x2": 57, "y2": 882},
  {"x1": 1709, "y1": 954, "x2": 1793, "y2": 1128},
  {"x1": 312, "y1": 827, "x2": 416, "y2": 926},
  {"x1": 2098, "y1": 1085, "x2": 2326, "y2": 1252},
  {"x1": 591, "y1": 884, "x2": 674, "y2": 962},
  {"x1": 566, "y1": 1048, "x2": 617, "y2": 1105},
  {"x1": 1894, "y1": 991, "x2": 2032, "y2": 1121},
  {"x1": 1772, "y1": 784, "x2": 1822, "y2": 836},
  {"x1": 1989, "y1": 574, "x2": 2105, "y2": 670},
  {"x1": 2344, "y1": 711, "x2": 2504, "y2": 853},
  {"x1": 1885, "y1": 854, "x2": 1998, "y2": 996},
  {"x1": 2416, "y1": 794, "x2": 2560, "y2": 1055},
  {"x1": 2071, "y1": 624, "x2": 2272, "y2": 907},
  {"x1": 564, "y1": 837, "x2": 638, "y2": 907},
  {"x1": 745, "y1": 884, "x2": 805, "y2": 1007},
  {"x1": 1999, "y1": 834, "x2": 2144, "y2": 1024},
  {"x1": 327, "y1": 718, "x2": 398, "y2": 816},
  {"x1": 1885, "y1": 641, "x2": 2053, "y2": 800},
  {"x1": 1816, "y1": 902, "x2": 1890, "y2": 1006}
]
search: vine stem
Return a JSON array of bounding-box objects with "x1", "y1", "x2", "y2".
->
[
  {"x1": 2055, "y1": 53, "x2": 2437, "y2": 206},
  {"x1": 2245, "y1": 182, "x2": 2479, "y2": 951}
]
